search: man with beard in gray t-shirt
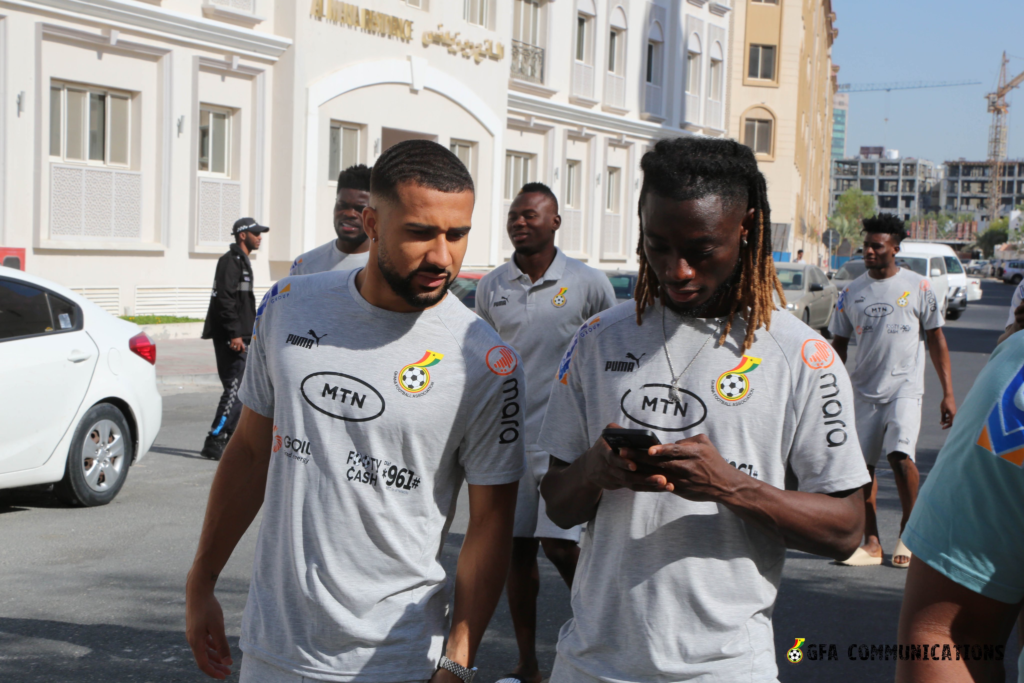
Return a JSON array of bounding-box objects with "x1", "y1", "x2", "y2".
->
[
  {"x1": 830, "y1": 213, "x2": 955, "y2": 569},
  {"x1": 538, "y1": 137, "x2": 869, "y2": 683},
  {"x1": 185, "y1": 141, "x2": 525, "y2": 683}
]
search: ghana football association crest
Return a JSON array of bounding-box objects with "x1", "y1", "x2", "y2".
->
[
  {"x1": 552, "y1": 287, "x2": 569, "y2": 307},
  {"x1": 713, "y1": 355, "x2": 762, "y2": 405},
  {"x1": 395, "y1": 350, "x2": 444, "y2": 397}
]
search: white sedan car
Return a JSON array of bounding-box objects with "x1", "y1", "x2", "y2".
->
[{"x1": 0, "y1": 268, "x2": 161, "y2": 506}]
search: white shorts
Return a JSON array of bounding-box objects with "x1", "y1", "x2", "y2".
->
[
  {"x1": 240, "y1": 654, "x2": 426, "y2": 683},
  {"x1": 513, "y1": 448, "x2": 582, "y2": 542},
  {"x1": 854, "y1": 397, "x2": 922, "y2": 467}
]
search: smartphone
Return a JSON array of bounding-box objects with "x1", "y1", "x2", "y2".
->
[{"x1": 602, "y1": 428, "x2": 661, "y2": 455}]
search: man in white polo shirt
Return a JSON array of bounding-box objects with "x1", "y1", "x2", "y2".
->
[
  {"x1": 289, "y1": 164, "x2": 372, "y2": 276},
  {"x1": 476, "y1": 182, "x2": 615, "y2": 683},
  {"x1": 185, "y1": 141, "x2": 525, "y2": 683}
]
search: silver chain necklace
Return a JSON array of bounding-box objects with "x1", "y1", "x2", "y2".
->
[{"x1": 661, "y1": 305, "x2": 723, "y2": 404}]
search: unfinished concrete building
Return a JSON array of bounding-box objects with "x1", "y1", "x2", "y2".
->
[{"x1": 944, "y1": 160, "x2": 1024, "y2": 223}]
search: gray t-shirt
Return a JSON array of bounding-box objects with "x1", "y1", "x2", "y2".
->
[
  {"x1": 476, "y1": 249, "x2": 616, "y2": 449},
  {"x1": 289, "y1": 240, "x2": 370, "y2": 276},
  {"x1": 1007, "y1": 281, "x2": 1023, "y2": 327},
  {"x1": 238, "y1": 269, "x2": 526, "y2": 681},
  {"x1": 538, "y1": 302, "x2": 869, "y2": 683},
  {"x1": 828, "y1": 268, "x2": 943, "y2": 403}
]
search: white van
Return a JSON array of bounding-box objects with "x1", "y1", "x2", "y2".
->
[{"x1": 899, "y1": 241, "x2": 972, "y2": 320}]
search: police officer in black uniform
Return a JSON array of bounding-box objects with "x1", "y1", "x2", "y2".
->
[{"x1": 200, "y1": 217, "x2": 269, "y2": 460}]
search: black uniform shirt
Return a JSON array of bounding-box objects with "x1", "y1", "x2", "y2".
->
[{"x1": 202, "y1": 242, "x2": 255, "y2": 341}]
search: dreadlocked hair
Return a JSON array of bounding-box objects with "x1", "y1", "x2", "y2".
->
[{"x1": 634, "y1": 137, "x2": 784, "y2": 350}]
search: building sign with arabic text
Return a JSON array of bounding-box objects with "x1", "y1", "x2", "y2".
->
[{"x1": 422, "y1": 25, "x2": 504, "y2": 63}]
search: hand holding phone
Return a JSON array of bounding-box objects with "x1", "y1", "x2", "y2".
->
[{"x1": 601, "y1": 428, "x2": 661, "y2": 457}]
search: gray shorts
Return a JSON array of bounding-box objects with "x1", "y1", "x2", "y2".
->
[
  {"x1": 513, "y1": 449, "x2": 581, "y2": 542},
  {"x1": 854, "y1": 397, "x2": 922, "y2": 467}
]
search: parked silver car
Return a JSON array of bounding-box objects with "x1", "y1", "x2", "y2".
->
[
  {"x1": 775, "y1": 262, "x2": 837, "y2": 333},
  {"x1": 1002, "y1": 260, "x2": 1024, "y2": 285}
]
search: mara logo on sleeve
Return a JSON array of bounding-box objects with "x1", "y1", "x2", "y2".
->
[
  {"x1": 977, "y1": 364, "x2": 1024, "y2": 467},
  {"x1": 486, "y1": 345, "x2": 519, "y2": 376},
  {"x1": 396, "y1": 350, "x2": 444, "y2": 396},
  {"x1": 714, "y1": 355, "x2": 762, "y2": 405},
  {"x1": 552, "y1": 287, "x2": 569, "y2": 307}
]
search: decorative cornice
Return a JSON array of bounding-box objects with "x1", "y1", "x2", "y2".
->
[
  {"x1": 201, "y1": 2, "x2": 264, "y2": 30},
  {"x1": 41, "y1": 21, "x2": 170, "y2": 56},
  {"x1": 686, "y1": 0, "x2": 708, "y2": 6},
  {"x1": 709, "y1": 2, "x2": 731, "y2": 16},
  {"x1": 508, "y1": 92, "x2": 690, "y2": 140},
  {"x1": 508, "y1": 78, "x2": 559, "y2": 99},
  {"x1": 7, "y1": 0, "x2": 290, "y2": 59}
]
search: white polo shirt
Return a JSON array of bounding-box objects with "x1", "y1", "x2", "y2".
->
[
  {"x1": 476, "y1": 248, "x2": 616, "y2": 450},
  {"x1": 289, "y1": 240, "x2": 370, "y2": 276}
]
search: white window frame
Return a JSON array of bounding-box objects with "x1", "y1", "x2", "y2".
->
[
  {"x1": 198, "y1": 104, "x2": 233, "y2": 178},
  {"x1": 49, "y1": 82, "x2": 131, "y2": 169},
  {"x1": 608, "y1": 28, "x2": 625, "y2": 75},
  {"x1": 575, "y1": 13, "x2": 593, "y2": 64},
  {"x1": 504, "y1": 152, "x2": 533, "y2": 200},
  {"x1": 463, "y1": 0, "x2": 487, "y2": 27},
  {"x1": 605, "y1": 166, "x2": 621, "y2": 213},
  {"x1": 328, "y1": 122, "x2": 361, "y2": 182},
  {"x1": 513, "y1": 0, "x2": 542, "y2": 47},
  {"x1": 450, "y1": 139, "x2": 475, "y2": 180},
  {"x1": 565, "y1": 160, "x2": 582, "y2": 208},
  {"x1": 646, "y1": 36, "x2": 663, "y2": 86}
]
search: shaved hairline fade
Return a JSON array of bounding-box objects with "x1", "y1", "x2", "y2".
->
[{"x1": 369, "y1": 139, "x2": 475, "y2": 207}]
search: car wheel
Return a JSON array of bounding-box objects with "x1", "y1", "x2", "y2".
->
[
  {"x1": 1013, "y1": 275, "x2": 1022, "y2": 285},
  {"x1": 54, "y1": 404, "x2": 133, "y2": 507},
  {"x1": 946, "y1": 306, "x2": 961, "y2": 321}
]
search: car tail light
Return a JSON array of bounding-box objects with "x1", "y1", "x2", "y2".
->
[{"x1": 129, "y1": 332, "x2": 157, "y2": 365}]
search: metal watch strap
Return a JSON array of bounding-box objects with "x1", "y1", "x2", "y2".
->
[{"x1": 438, "y1": 655, "x2": 477, "y2": 683}]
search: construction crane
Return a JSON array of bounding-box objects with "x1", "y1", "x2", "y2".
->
[
  {"x1": 837, "y1": 80, "x2": 981, "y2": 93},
  {"x1": 836, "y1": 80, "x2": 983, "y2": 147},
  {"x1": 987, "y1": 53, "x2": 1024, "y2": 219}
]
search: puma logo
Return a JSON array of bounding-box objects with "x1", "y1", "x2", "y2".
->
[
  {"x1": 625, "y1": 352, "x2": 645, "y2": 367},
  {"x1": 494, "y1": 295, "x2": 510, "y2": 307},
  {"x1": 308, "y1": 330, "x2": 328, "y2": 347}
]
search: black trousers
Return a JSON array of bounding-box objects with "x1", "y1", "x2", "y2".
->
[{"x1": 209, "y1": 338, "x2": 248, "y2": 435}]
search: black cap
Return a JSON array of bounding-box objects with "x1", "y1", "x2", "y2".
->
[{"x1": 232, "y1": 217, "x2": 269, "y2": 236}]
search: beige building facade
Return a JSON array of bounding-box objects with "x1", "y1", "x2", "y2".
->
[
  {"x1": 725, "y1": 0, "x2": 836, "y2": 263},
  {"x1": 2, "y1": 0, "x2": 731, "y2": 317}
]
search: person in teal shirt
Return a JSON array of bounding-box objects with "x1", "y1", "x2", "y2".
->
[{"x1": 897, "y1": 331, "x2": 1024, "y2": 682}]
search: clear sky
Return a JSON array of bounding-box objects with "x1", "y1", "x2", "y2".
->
[{"x1": 831, "y1": 0, "x2": 1024, "y2": 164}]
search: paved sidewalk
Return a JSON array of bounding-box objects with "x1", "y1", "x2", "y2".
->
[{"x1": 156, "y1": 338, "x2": 219, "y2": 386}]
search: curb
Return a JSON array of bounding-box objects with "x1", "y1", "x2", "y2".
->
[
  {"x1": 157, "y1": 373, "x2": 220, "y2": 386},
  {"x1": 142, "y1": 322, "x2": 205, "y2": 341}
]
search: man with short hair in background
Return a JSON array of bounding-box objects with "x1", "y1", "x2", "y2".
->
[
  {"x1": 289, "y1": 164, "x2": 372, "y2": 275},
  {"x1": 200, "y1": 217, "x2": 269, "y2": 461},
  {"x1": 830, "y1": 213, "x2": 956, "y2": 568},
  {"x1": 475, "y1": 182, "x2": 615, "y2": 683}
]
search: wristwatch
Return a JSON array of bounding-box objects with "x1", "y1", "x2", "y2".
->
[{"x1": 438, "y1": 655, "x2": 478, "y2": 683}]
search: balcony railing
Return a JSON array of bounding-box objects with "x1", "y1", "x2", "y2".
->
[
  {"x1": 572, "y1": 61, "x2": 594, "y2": 99},
  {"x1": 604, "y1": 72, "x2": 625, "y2": 109},
  {"x1": 511, "y1": 41, "x2": 544, "y2": 84}
]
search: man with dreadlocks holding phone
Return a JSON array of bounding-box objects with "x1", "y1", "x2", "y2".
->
[{"x1": 537, "y1": 138, "x2": 870, "y2": 682}]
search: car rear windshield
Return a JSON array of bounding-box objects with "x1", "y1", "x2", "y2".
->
[
  {"x1": 898, "y1": 257, "x2": 928, "y2": 277},
  {"x1": 608, "y1": 275, "x2": 635, "y2": 299},
  {"x1": 450, "y1": 278, "x2": 478, "y2": 310},
  {"x1": 836, "y1": 260, "x2": 866, "y2": 280},
  {"x1": 776, "y1": 269, "x2": 805, "y2": 290},
  {"x1": 943, "y1": 256, "x2": 964, "y2": 274}
]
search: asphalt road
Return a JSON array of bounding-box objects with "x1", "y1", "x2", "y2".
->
[{"x1": 0, "y1": 280, "x2": 1019, "y2": 683}]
